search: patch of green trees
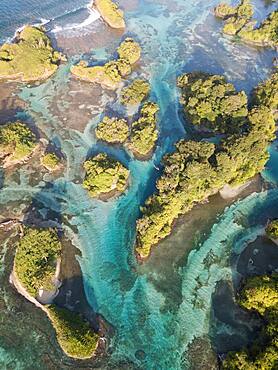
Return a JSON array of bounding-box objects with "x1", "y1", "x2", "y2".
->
[
  {"x1": 223, "y1": 274, "x2": 278, "y2": 369},
  {"x1": 215, "y1": 0, "x2": 278, "y2": 48},
  {"x1": 47, "y1": 305, "x2": 99, "y2": 359},
  {"x1": 41, "y1": 152, "x2": 60, "y2": 170},
  {"x1": 177, "y1": 72, "x2": 248, "y2": 133},
  {"x1": 82, "y1": 153, "x2": 129, "y2": 198},
  {"x1": 135, "y1": 72, "x2": 277, "y2": 258},
  {"x1": 14, "y1": 228, "x2": 61, "y2": 296},
  {"x1": 266, "y1": 220, "x2": 278, "y2": 240},
  {"x1": 71, "y1": 38, "x2": 141, "y2": 89},
  {"x1": 0, "y1": 26, "x2": 65, "y2": 82},
  {"x1": 0, "y1": 121, "x2": 37, "y2": 162},
  {"x1": 129, "y1": 102, "x2": 159, "y2": 158},
  {"x1": 95, "y1": 117, "x2": 129, "y2": 144},
  {"x1": 121, "y1": 79, "x2": 150, "y2": 106}
]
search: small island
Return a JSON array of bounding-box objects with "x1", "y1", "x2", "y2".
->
[
  {"x1": 120, "y1": 79, "x2": 150, "y2": 106},
  {"x1": 177, "y1": 72, "x2": 248, "y2": 133},
  {"x1": 128, "y1": 101, "x2": 159, "y2": 159},
  {"x1": 215, "y1": 0, "x2": 278, "y2": 48},
  {"x1": 41, "y1": 152, "x2": 61, "y2": 171},
  {"x1": 135, "y1": 72, "x2": 277, "y2": 258},
  {"x1": 71, "y1": 38, "x2": 141, "y2": 90},
  {"x1": 0, "y1": 26, "x2": 66, "y2": 82},
  {"x1": 222, "y1": 274, "x2": 278, "y2": 369},
  {"x1": 0, "y1": 121, "x2": 38, "y2": 168},
  {"x1": 12, "y1": 227, "x2": 99, "y2": 359},
  {"x1": 93, "y1": 0, "x2": 126, "y2": 29},
  {"x1": 83, "y1": 153, "x2": 129, "y2": 199},
  {"x1": 95, "y1": 116, "x2": 129, "y2": 144}
]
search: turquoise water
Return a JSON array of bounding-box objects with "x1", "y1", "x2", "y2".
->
[{"x1": 0, "y1": 0, "x2": 278, "y2": 369}]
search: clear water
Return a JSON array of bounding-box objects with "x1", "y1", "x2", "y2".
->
[{"x1": 0, "y1": 0, "x2": 277, "y2": 369}]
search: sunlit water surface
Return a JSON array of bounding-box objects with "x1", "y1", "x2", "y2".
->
[{"x1": 0, "y1": 0, "x2": 277, "y2": 369}]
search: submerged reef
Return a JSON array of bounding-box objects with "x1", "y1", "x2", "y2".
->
[
  {"x1": 0, "y1": 121, "x2": 38, "y2": 167},
  {"x1": 12, "y1": 227, "x2": 100, "y2": 360},
  {"x1": 135, "y1": 72, "x2": 277, "y2": 258},
  {"x1": 223, "y1": 274, "x2": 278, "y2": 369},
  {"x1": 82, "y1": 153, "x2": 129, "y2": 199},
  {"x1": 215, "y1": 0, "x2": 278, "y2": 48},
  {"x1": 93, "y1": 0, "x2": 126, "y2": 29},
  {"x1": 0, "y1": 26, "x2": 65, "y2": 82},
  {"x1": 71, "y1": 38, "x2": 141, "y2": 89}
]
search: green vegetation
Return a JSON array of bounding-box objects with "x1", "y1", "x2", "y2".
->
[
  {"x1": 0, "y1": 26, "x2": 65, "y2": 82},
  {"x1": 215, "y1": 1, "x2": 278, "y2": 48},
  {"x1": 266, "y1": 220, "x2": 278, "y2": 240},
  {"x1": 83, "y1": 153, "x2": 129, "y2": 198},
  {"x1": 71, "y1": 39, "x2": 141, "y2": 89},
  {"x1": 177, "y1": 72, "x2": 248, "y2": 133},
  {"x1": 94, "y1": 0, "x2": 125, "y2": 29},
  {"x1": 253, "y1": 72, "x2": 278, "y2": 119},
  {"x1": 14, "y1": 228, "x2": 61, "y2": 296},
  {"x1": 95, "y1": 116, "x2": 129, "y2": 143},
  {"x1": 41, "y1": 153, "x2": 60, "y2": 170},
  {"x1": 223, "y1": 274, "x2": 278, "y2": 369},
  {"x1": 47, "y1": 305, "x2": 99, "y2": 359},
  {"x1": 117, "y1": 38, "x2": 141, "y2": 65},
  {"x1": 129, "y1": 102, "x2": 159, "y2": 158},
  {"x1": 0, "y1": 121, "x2": 37, "y2": 162},
  {"x1": 121, "y1": 79, "x2": 150, "y2": 106},
  {"x1": 135, "y1": 73, "x2": 277, "y2": 258}
]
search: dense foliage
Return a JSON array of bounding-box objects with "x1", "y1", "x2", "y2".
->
[
  {"x1": 0, "y1": 121, "x2": 37, "y2": 162},
  {"x1": 117, "y1": 38, "x2": 141, "y2": 65},
  {"x1": 94, "y1": 0, "x2": 125, "y2": 29},
  {"x1": 71, "y1": 39, "x2": 141, "y2": 89},
  {"x1": 177, "y1": 72, "x2": 248, "y2": 133},
  {"x1": 135, "y1": 73, "x2": 277, "y2": 258},
  {"x1": 47, "y1": 305, "x2": 99, "y2": 359},
  {"x1": 83, "y1": 153, "x2": 129, "y2": 198},
  {"x1": 129, "y1": 102, "x2": 159, "y2": 158},
  {"x1": 215, "y1": 0, "x2": 278, "y2": 48},
  {"x1": 95, "y1": 116, "x2": 129, "y2": 143},
  {"x1": 120, "y1": 79, "x2": 150, "y2": 106},
  {"x1": 0, "y1": 26, "x2": 65, "y2": 82},
  {"x1": 41, "y1": 153, "x2": 60, "y2": 170},
  {"x1": 266, "y1": 220, "x2": 278, "y2": 240},
  {"x1": 14, "y1": 228, "x2": 61, "y2": 296},
  {"x1": 253, "y1": 72, "x2": 278, "y2": 119},
  {"x1": 223, "y1": 274, "x2": 278, "y2": 369}
]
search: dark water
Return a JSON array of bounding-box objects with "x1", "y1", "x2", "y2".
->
[{"x1": 0, "y1": 0, "x2": 277, "y2": 369}]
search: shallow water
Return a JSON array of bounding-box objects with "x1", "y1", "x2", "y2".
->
[{"x1": 0, "y1": 0, "x2": 278, "y2": 369}]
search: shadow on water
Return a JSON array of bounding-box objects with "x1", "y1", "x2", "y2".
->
[{"x1": 208, "y1": 191, "x2": 278, "y2": 358}]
